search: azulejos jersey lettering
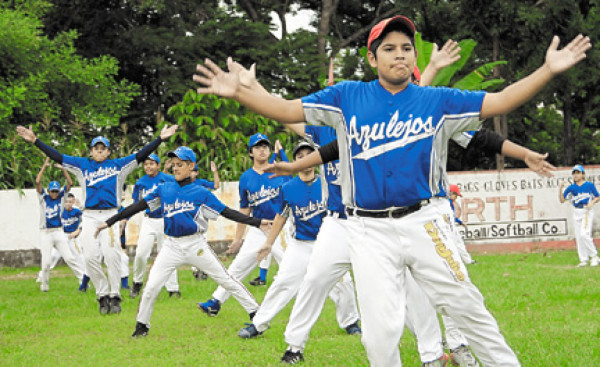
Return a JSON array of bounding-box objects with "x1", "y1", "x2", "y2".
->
[
  {"x1": 132, "y1": 172, "x2": 176, "y2": 218},
  {"x1": 564, "y1": 182, "x2": 600, "y2": 208},
  {"x1": 38, "y1": 187, "x2": 67, "y2": 229},
  {"x1": 278, "y1": 176, "x2": 326, "y2": 241},
  {"x1": 301, "y1": 81, "x2": 486, "y2": 210},
  {"x1": 304, "y1": 125, "x2": 344, "y2": 215},
  {"x1": 239, "y1": 168, "x2": 290, "y2": 220},
  {"x1": 62, "y1": 207, "x2": 82, "y2": 233},
  {"x1": 62, "y1": 155, "x2": 138, "y2": 209},
  {"x1": 144, "y1": 182, "x2": 226, "y2": 237}
]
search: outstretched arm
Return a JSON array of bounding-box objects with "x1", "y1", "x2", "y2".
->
[
  {"x1": 256, "y1": 214, "x2": 287, "y2": 261},
  {"x1": 194, "y1": 58, "x2": 305, "y2": 123},
  {"x1": 559, "y1": 183, "x2": 567, "y2": 203},
  {"x1": 135, "y1": 125, "x2": 179, "y2": 163},
  {"x1": 420, "y1": 39, "x2": 461, "y2": 87},
  {"x1": 56, "y1": 163, "x2": 73, "y2": 191},
  {"x1": 35, "y1": 158, "x2": 51, "y2": 194},
  {"x1": 210, "y1": 161, "x2": 221, "y2": 190},
  {"x1": 95, "y1": 200, "x2": 149, "y2": 237},
  {"x1": 17, "y1": 126, "x2": 63, "y2": 164},
  {"x1": 481, "y1": 35, "x2": 591, "y2": 119}
]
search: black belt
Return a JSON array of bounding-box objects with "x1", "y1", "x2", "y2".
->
[
  {"x1": 327, "y1": 210, "x2": 347, "y2": 219},
  {"x1": 346, "y1": 200, "x2": 429, "y2": 219}
]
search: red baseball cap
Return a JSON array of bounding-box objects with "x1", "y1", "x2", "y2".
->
[
  {"x1": 413, "y1": 65, "x2": 421, "y2": 82},
  {"x1": 449, "y1": 184, "x2": 462, "y2": 197},
  {"x1": 367, "y1": 15, "x2": 416, "y2": 51}
]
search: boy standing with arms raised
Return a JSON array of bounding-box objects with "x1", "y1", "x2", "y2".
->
[
  {"x1": 193, "y1": 15, "x2": 590, "y2": 367},
  {"x1": 17, "y1": 124, "x2": 178, "y2": 314}
]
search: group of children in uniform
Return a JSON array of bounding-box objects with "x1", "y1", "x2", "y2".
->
[{"x1": 16, "y1": 11, "x2": 596, "y2": 367}]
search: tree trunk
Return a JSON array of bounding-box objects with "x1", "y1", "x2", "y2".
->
[
  {"x1": 317, "y1": 0, "x2": 339, "y2": 67},
  {"x1": 492, "y1": 35, "x2": 505, "y2": 171},
  {"x1": 563, "y1": 95, "x2": 574, "y2": 165}
]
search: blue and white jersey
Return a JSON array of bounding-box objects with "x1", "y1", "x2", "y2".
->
[
  {"x1": 132, "y1": 172, "x2": 176, "y2": 218},
  {"x1": 38, "y1": 187, "x2": 67, "y2": 229},
  {"x1": 563, "y1": 182, "x2": 600, "y2": 208},
  {"x1": 194, "y1": 178, "x2": 216, "y2": 190},
  {"x1": 62, "y1": 207, "x2": 82, "y2": 233},
  {"x1": 278, "y1": 176, "x2": 327, "y2": 241},
  {"x1": 62, "y1": 155, "x2": 138, "y2": 209},
  {"x1": 449, "y1": 199, "x2": 463, "y2": 225},
  {"x1": 144, "y1": 182, "x2": 226, "y2": 237},
  {"x1": 304, "y1": 125, "x2": 345, "y2": 216},
  {"x1": 239, "y1": 168, "x2": 290, "y2": 220},
  {"x1": 302, "y1": 81, "x2": 486, "y2": 210}
]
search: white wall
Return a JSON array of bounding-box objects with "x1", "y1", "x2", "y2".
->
[
  {"x1": 2, "y1": 167, "x2": 600, "y2": 252},
  {"x1": 0, "y1": 182, "x2": 241, "y2": 251},
  {"x1": 448, "y1": 165, "x2": 600, "y2": 248}
]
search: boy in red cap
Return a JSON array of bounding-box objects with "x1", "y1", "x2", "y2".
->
[{"x1": 193, "y1": 13, "x2": 590, "y2": 367}]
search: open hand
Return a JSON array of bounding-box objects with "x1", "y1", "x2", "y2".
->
[
  {"x1": 545, "y1": 35, "x2": 592, "y2": 75},
  {"x1": 95, "y1": 223, "x2": 108, "y2": 239},
  {"x1": 194, "y1": 57, "x2": 248, "y2": 97},
  {"x1": 226, "y1": 239, "x2": 243, "y2": 255},
  {"x1": 523, "y1": 151, "x2": 556, "y2": 178},
  {"x1": 210, "y1": 161, "x2": 217, "y2": 173},
  {"x1": 264, "y1": 162, "x2": 297, "y2": 178},
  {"x1": 16, "y1": 125, "x2": 36, "y2": 143},
  {"x1": 256, "y1": 243, "x2": 272, "y2": 262},
  {"x1": 160, "y1": 124, "x2": 179, "y2": 140},
  {"x1": 430, "y1": 39, "x2": 461, "y2": 70}
]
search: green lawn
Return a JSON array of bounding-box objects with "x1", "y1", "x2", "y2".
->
[{"x1": 0, "y1": 250, "x2": 598, "y2": 366}]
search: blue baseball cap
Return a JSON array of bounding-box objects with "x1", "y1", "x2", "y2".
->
[
  {"x1": 146, "y1": 153, "x2": 160, "y2": 164},
  {"x1": 248, "y1": 133, "x2": 271, "y2": 151},
  {"x1": 572, "y1": 164, "x2": 585, "y2": 173},
  {"x1": 91, "y1": 136, "x2": 110, "y2": 148},
  {"x1": 48, "y1": 181, "x2": 61, "y2": 192},
  {"x1": 167, "y1": 146, "x2": 197, "y2": 163}
]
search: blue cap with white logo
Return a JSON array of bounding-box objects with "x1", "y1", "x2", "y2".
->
[
  {"x1": 147, "y1": 153, "x2": 160, "y2": 164},
  {"x1": 248, "y1": 133, "x2": 271, "y2": 151},
  {"x1": 572, "y1": 164, "x2": 585, "y2": 173},
  {"x1": 91, "y1": 136, "x2": 110, "y2": 148},
  {"x1": 48, "y1": 181, "x2": 61, "y2": 192},
  {"x1": 167, "y1": 146, "x2": 197, "y2": 163}
]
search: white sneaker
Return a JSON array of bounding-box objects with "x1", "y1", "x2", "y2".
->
[
  {"x1": 590, "y1": 257, "x2": 599, "y2": 267},
  {"x1": 40, "y1": 284, "x2": 49, "y2": 292},
  {"x1": 577, "y1": 261, "x2": 588, "y2": 267}
]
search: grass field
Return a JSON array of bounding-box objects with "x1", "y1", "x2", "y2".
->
[{"x1": 1, "y1": 250, "x2": 599, "y2": 366}]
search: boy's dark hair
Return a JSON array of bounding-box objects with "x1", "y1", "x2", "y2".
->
[
  {"x1": 67, "y1": 193, "x2": 75, "y2": 198},
  {"x1": 369, "y1": 22, "x2": 416, "y2": 59}
]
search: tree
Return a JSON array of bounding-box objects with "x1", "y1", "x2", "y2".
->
[{"x1": 0, "y1": 1, "x2": 140, "y2": 189}]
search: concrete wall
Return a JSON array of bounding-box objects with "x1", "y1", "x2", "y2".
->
[{"x1": 2, "y1": 166, "x2": 600, "y2": 266}]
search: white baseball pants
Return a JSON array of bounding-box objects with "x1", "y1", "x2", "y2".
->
[
  {"x1": 137, "y1": 233, "x2": 258, "y2": 326},
  {"x1": 133, "y1": 216, "x2": 179, "y2": 291},
  {"x1": 573, "y1": 208, "x2": 597, "y2": 262},
  {"x1": 253, "y1": 237, "x2": 358, "y2": 333},
  {"x1": 120, "y1": 251, "x2": 129, "y2": 278},
  {"x1": 39, "y1": 228, "x2": 84, "y2": 290},
  {"x1": 80, "y1": 210, "x2": 122, "y2": 299},
  {"x1": 345, "y1": 198, "x2": 519, "y2": 367},
  {"x1": 212, "y1": 226, "x2": 284, "y2": 304}
]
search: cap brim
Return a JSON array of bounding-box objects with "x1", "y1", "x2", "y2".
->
[{"x1": 368, "y1": 16, "x2": 416, "y2": 50}]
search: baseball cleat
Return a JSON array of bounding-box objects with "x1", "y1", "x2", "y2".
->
[
  {"x1": 197, "y1": 298, "x2": 220, "y2": 316},
  {"x1": 130, "y1": 282, "x2": 143, "y2": 298},
  {"x1": 590, "y1": 256, "x2": 599, "y2": 267},
  {"x1": 249, "y1": 276, "x2": 266, "y2": 286},
  {"x1": 193, "y1": 270, "x2": 208, "y2": 280},
  {"x1": 238, "y1": 323, "x2": 263, "y2": 338},
  {"x1": 344, "y1": 321, "x2": 362, "y2": 335},
  {"x1": 450, "y1": 345, "x2": 479, "y2": 367},
  {"x1": 109, "y1": 296, "x2": 122, "y2": 314},
  {"x1": 40, "y1": 284, "x2": 49, "y2": 292},
  {"x1": 98, "y1": 296, "x2": 110, "y2": 315},
  {"x1": 281, "y1": 349, "x2": 304, "y2": 364},
  {"x1": 577, "y1": 261, "x2": 588, "y2": 267},
  {"x1": 132, "y1": 322, "x2": 149, "y2": 338},
  {"x1": 422, "y1": 353, "x2": 449, "y2": 367},
  {"x1": 169, "y1": 291, "x2": 181, "y2": 298}
]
